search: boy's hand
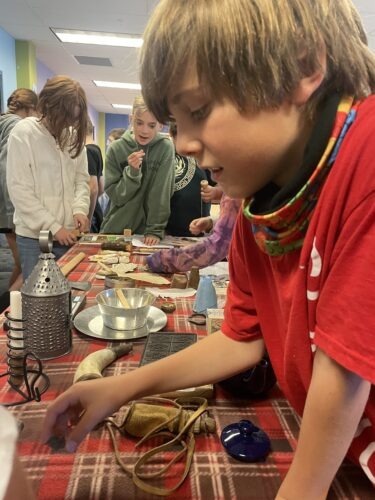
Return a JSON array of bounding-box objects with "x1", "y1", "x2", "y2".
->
[
  {"x1": 128, "y1": 150, "x2": 145, "y2": 170},
  {"x1": 189, "y1": 216, "x2": 213, "y2": 235},
  {"x1": 143, "y1": 234, "x2": 160, "y2": 246},
  {"x1": 41, "y1": 377, "x2": 126, "y2": 453},
  {"x1": 73, "y1": 214, "x2": 89, "y2": 233},
  {"x1": 54, "y1": 227, "x2": 77, "y2": 246},
  {"x1": 41, "y1": 333, "x2": 266, "y2": 454}
]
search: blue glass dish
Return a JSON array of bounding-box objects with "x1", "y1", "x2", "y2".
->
[{"x1": 220, "y1": 419, "x2": 271, "y2": 462}]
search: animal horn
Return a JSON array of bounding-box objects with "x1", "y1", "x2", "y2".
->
[{"x1": 73, "y1": 343, "x2": 132, "y2": 384}]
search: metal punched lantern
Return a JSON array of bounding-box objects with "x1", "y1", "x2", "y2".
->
[{"x1": 21, "y1": 231, "x2": 71, "y2": 360}]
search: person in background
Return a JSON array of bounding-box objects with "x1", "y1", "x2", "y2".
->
[
  {"x1": 166, "y1": 121, "x2": 210, "y2": 236},
  {"x1": 101, "y1": 96, "x2": 175, "y2": 245},
  {"x1": 188, "y1": 214, "x2": 214, "y2": 236},
  {"x1": 189, "y1": 182, "x2": 223, "y2": 235},
  {"x1": 106, "y1": 127, "x2": 126, "y2": 147},
  {"x1": 200, "y1": 181, "x2": 223, "y2": 204},
  {"x1": 0, "y1": 88, "x2": 38, "y2": 290},
  {"x1": 42, "y1": 1, "x2": 375, "y2": 496},
  {"x1": 97, "y1": 128, "x2": 128, "y2": 218},
  {"x1": 85, "y1": 120, "x2": 104, "y2": 232},
  {"x1": 7, "y1": 75, "x2": 90, "y2": 281},
  {"x1": 147, "y1": 194, "x2": 241, "y2": 273}
]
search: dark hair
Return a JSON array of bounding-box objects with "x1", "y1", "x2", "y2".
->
[
  {"x1": 108, "y1": 128, "x2": 126, "y2": 141},
  {"x1": 86, "y1": 118, "x2": 94, "y2": 137},
  {"x1": 7, "y1": 88, "x2": 38, "y2": 114},
  {"x1": 169, "y1": 121, "x2": 177, "y2": 138},
  {"x1": 38, "y1": 75, "x2": 88, "y2": 158}
]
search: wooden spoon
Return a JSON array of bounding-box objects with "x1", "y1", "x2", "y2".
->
[{"x1": 116, "y1": 288, "x2": 131, "y2": 309}]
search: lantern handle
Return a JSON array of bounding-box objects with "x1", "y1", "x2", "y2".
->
[{"x1": 39, "y1": 230, "x2": 53, "y2": 253}]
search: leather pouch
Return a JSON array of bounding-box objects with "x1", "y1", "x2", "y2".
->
[{"x1": 105, "y1": 397, "x2": 215, "y2": 496}]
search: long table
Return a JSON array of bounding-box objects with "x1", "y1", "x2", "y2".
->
[{"x1": 0, "y1": 243, "x2": 373, "y2": 499}]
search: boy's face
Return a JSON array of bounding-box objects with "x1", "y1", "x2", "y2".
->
[
  {"x1": 133, "y1": 110, "x2": 159, "y2": 146},
  {"x1": 168, "y1": 71, "x2": 310, "y2": 199}
]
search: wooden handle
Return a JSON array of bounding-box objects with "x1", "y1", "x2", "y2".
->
[
  {"x1": 116, "y1": 288, "x2": 130, "y2": 309},
  {"x1": 60, "y1": 252, "x2": 86, "y2": 277}
]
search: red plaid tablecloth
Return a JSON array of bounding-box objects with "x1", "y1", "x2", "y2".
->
[{"x1": 0, "y1": 243, "x2": 373, "y2": 499}]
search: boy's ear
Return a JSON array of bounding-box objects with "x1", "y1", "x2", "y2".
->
[{"x1": 291, "y1": 47, "x2": 327, "y2": 106}]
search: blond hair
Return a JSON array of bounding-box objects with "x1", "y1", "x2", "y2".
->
[
  {"x1": 132, "y1": 95, "x2": 149, "y2": 118},
  {"x1": 141, "y1": 0, "x2": 375, "y2": 122},
  {"x1": 6, "y1": 88, "x2": 38, "y2": 114},
  {"x1": 38, "y1": 75, "x2": 88, "y2": 158}
]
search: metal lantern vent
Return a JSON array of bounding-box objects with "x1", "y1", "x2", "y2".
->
[{"x1": 21, "y1": 231, "x2": 71, "y2": 360}]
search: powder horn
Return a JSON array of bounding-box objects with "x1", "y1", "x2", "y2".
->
[{"x1": 73, "y1": 343, "x2": 132, "y2": 384}]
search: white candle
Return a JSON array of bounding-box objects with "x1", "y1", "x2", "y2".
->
[{"x1": 10, "y1": 291, "x2": 24, "y2": 349}]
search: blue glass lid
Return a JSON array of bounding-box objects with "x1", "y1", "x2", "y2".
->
[{"x1": 220, "y1": 419, "x2": 271, "y2": 462}]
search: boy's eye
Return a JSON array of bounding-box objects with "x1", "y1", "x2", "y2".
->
[{"x1": 191, "y1": 105, "x2": 210, "y2": 121}]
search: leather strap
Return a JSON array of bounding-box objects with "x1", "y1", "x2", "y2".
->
[{"x1": 106, "y1": 397, "x2": 209, "y2": 496}]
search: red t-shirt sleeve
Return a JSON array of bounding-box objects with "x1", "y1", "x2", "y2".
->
[
  {"x1": 222, "y1": 214, "x2": 263, "y2": 342},
  {"x1": 314, "y1": 193, "x2": 375, "y2": 384}
]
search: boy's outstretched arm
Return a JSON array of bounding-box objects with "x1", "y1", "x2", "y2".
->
[
  {"x1": 277, "y1": 347, "x2": 371, "y2": 500},
  {"x1": 41, "y1": 331, "x2": 264, "y2": 452}
]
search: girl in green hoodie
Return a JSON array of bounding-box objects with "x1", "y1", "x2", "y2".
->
[{"x1": 101, "y1": 96, "x2": 175, "y2": 245}]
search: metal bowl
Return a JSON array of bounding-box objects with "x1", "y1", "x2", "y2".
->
[{"x1": 96, "y1": 288, "x2": 155, "y2": 330}]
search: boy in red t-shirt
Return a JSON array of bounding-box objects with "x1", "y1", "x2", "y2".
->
[{"x1": 42, "y1": 1, "x2": 375, "y2": 496}]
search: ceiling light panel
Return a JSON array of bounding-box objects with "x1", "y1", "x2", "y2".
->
[
  {"x1": 51, "y1": 28, "x2": 143, "y2": 48},
  {"x1": 112, "y1": 104, "x2": 133, "y2": 109},
  {"x1": 94, "y1": 80, "x2": 141, "y2": 90}
]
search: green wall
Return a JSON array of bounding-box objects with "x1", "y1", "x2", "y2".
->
[{"x1": 15, "y1": 40, "x2": 37, "y2": 91}]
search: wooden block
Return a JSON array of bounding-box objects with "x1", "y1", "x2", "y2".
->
[
  {"x1": 101, "y1": 241, "x2": 132, "y2": 252},
  {"x1": 71, "y1": 228, "x2": 81, "y2": 238},
  {"x1": 60, "y1": 252, "x2": 86, "y2": 277},
  {"x1": 171, "y1": 273, "x2": 188, "y2": 289},
  {"x1": 187, "y1": 266, "x2": 200, "y2": 290}
]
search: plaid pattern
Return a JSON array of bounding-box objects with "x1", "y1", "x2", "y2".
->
[{"x1": 1, "y1": 243, "x2": 373, "y2": 499}]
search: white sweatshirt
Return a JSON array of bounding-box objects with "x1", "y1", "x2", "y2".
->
[
  {"x1": 0, "y1": 406, "x2": 18, "y2": 500},
  {"x1": 6, "y1": 117, "x2": 90, "y2": 239}
]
